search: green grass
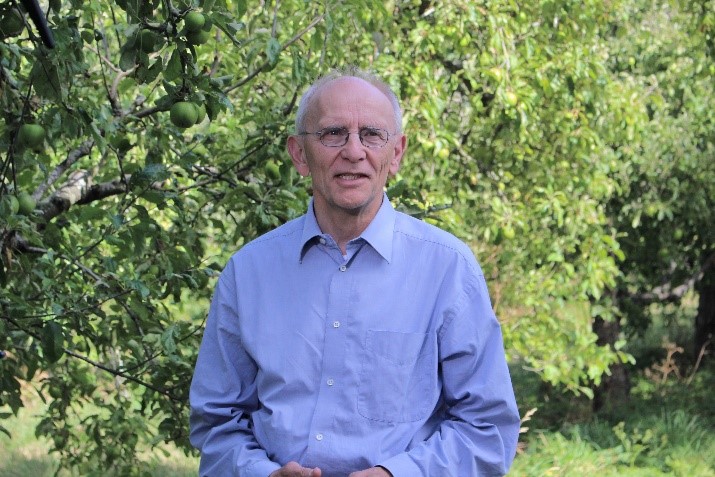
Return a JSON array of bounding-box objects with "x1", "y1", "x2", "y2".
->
[
  {"x1": 0, "y1": 390, "x2": 199, "y2": 477},
  {"x1": 3, "y1": 326, "x2": 713, "y2": 477},
  {"x1": 510, "y1": 358, "x2": 715, "y2": 477}
]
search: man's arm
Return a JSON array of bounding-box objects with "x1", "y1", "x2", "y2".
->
[
  {"x1": 189, "y1": 261, "x2": 281, "y2": 477},
  {"x1": 377, "y1": 271, "x2": 521, "y2": 477}
]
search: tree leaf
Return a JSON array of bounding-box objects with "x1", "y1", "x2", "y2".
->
[{"x1": 41, "y1": 321, "x2": 64, "y2": 364}]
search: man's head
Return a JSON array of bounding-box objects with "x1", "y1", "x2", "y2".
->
[
  {"x1": 287, "y1": 68, "x2": 407, "y2": 223},
  {"x1": 294, "y1": 66, "x2": 403, "y2": 135}
]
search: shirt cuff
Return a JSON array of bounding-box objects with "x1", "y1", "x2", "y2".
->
[
  {"x1": 244, "y1": 460, "x2": 282, "y2": 477},
  {"x1": 375, "y1": 464, "x2": 395, "y2": 476},
  {"x1": 377, "y1": 454, "x2": 421, "y2": 477}
]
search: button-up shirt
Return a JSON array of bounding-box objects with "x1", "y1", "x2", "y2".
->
[{"x1": 189, "y1": 195, "x2": 520, "y2": 477}]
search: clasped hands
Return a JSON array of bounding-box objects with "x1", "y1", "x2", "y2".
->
[{"x1": 269, "y1": 461, "x2": 391, "y2": 477}]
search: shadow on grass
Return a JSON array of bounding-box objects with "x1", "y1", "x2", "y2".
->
[
  {"x1": 0, "y1": 455, "x2": 58, "y2": 477},
  {"x1": 510, "y1": 360, "x2": 715, "y2": 477}
]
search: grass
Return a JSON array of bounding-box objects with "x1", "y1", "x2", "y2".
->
[
  {"x1": 510, "y1": 323, "x2": 715, "y2": 477},
  {"x1": 3, "y1": 303, "x2": 713, "y2": 477},
  {"x1": 0, "y1": 389, "x2": 199, "y2": 477},
  {"x1": 6, "y1": 367, "x2": 712, "y2": 477}
]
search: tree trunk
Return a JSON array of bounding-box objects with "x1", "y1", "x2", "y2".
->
[
  {"x1": 592, "y1": 316, "x2": 630, "y2": 413},
  {"x1": 694, "y1": 264, "x2": 715, "y2": 361}
]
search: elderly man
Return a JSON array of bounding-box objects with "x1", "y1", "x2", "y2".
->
[{"x1": 189, "y1": 67, "x2": 521, "y2": 477}]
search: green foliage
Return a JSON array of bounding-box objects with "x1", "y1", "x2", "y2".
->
[
  {"x1": 605, "y1": 0, "x2": 715, "y2": 341},
  {"x1": 512, "y1": 365, "x2": 715, "y2": 476},
  {"x1": 0, "y1": 0, "x2": 366, "y2": 472},
  {"x1": 1, "y1": 0, "x2": 713, "y2": 472}
]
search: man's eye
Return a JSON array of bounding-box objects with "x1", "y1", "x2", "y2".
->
[
  {"x1": 323, "y1": 128, "x2": 345, "y2": 136},
  {"x1": 362, "y1": 128, "x2": 385, "y2": 139}
]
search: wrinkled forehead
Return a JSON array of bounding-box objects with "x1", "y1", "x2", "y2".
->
[{"x1": 307, "y1": 77, "x2": 395, "y2": 128}]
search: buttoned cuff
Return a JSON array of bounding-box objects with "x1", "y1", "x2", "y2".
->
[{"x1": 244, "y1": 459, "x2": 281, "y2": 477}]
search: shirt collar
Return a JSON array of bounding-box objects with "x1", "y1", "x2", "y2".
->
[{"x1": 299, "y1": 193, "x2": 396, "y2": 263}]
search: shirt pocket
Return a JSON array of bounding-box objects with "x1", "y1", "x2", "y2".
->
[{"x1": 357, "y1": 330, "x2": 436, "y2": 423}]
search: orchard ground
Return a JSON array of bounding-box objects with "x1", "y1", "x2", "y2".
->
[{"x1": 3, "y1": 358, "x2": 713, "y2": 476}]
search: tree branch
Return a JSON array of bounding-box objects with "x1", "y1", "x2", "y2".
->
[
  {"x1": 38, "y1": 176, "x2": 129, "y2": 223},
  {"x1": 631, "y1": 252, "x2": 715, "y2": 304},
  {"x1": 34, "y1": 139, "x2": 95, "y2": 201},
  {"x1": 4, "y1": 312, "x2": 180, "y2": 400},
  {"x1": 225, "y1": 12, "x2": 325, "y2": 94}
]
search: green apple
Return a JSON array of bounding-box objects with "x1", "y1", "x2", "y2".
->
[
  {"x1": 502, "y1": 225, "x2": 516, "y2": 240},
  {"x1": 505, "y1": 91, "x2": 518, "y2": 106},
  {"x1": 17, "y1": 123, "x2": 45, "y2": 150},
  {"x1": 195, "y1": 103, "x2": 207, "y2": 123},
  {"x1": 139, "y1": 29, "x2": 159, "y2": 53},
  {"x1": 0, "y1": 7, "x2": 24, "y2": 38},
  {"x1": 184, "y1": 12, "x2": 205, "y2": 32},
  {"x1": 17, "y1": 192, "x2": 36, "y2": 215},
  {"x1": 186, "y1": 27, "x2": 210, "y2": 45},
  {"x1": 170, "y1": 101, "x2": 199, "y2": 128}
]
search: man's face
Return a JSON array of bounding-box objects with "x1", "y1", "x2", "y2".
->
[{"x1": 287, "y1": 77, "x2": 406, "y2": 220}]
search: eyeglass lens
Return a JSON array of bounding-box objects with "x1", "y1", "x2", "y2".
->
[{"x1": 319, "y1": 127, "x2": 388, "y2": 147}]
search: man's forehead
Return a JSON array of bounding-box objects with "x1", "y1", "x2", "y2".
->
[{"x1": 309, "y1": 77, "x2": 393, "y2": 120}]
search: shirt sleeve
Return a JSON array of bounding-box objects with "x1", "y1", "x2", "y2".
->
[
  {"x1": 377, "y1": 267, "x2": 521, "y2": 477},
  {"x1": 189, "y1": 259, "x2": 281, "y2": 477}
]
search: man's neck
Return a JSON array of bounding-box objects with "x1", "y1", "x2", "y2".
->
[{"x1": 313, "y1": 203, "x2": 379, "y2": 254}]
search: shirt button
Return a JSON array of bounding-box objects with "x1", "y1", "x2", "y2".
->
[
  {"x1": 327, "y1": 378, "x2": 334, "y2": 386},
  {"x1": 316, "y1": 433, "x2": 324, "y2": 441},
  {"x1": 333, "y1": 321, "x2": 340, "y2": 328},
  {"x1": 339, "y1": 265, "x2": 347, "y2": 272},
  {"x1": 319, "y1": 238, "x2": 326, "y2": 245}
]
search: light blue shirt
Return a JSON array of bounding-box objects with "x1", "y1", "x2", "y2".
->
[{"x1": 189, "y1": 195, "x2": 520, "y2": 477}]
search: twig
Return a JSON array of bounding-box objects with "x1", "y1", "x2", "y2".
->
[
  {"x1": 633, "y1": 252, "x2": 715, "y2": 304},
  {"x1": 3, "y1": 314, "x2": 180, "y2": 400},
  {"x1": 686, "y1": 339, "x2": 710, "y2": 385},
  {"x1": 225, "y1": 13, "x2": 325, "y2": 93}
]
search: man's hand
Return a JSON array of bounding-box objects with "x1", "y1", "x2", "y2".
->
[
  {"x1": 269, "y1": 461, "x2": 322, "y2": 477},
  {"x1": 348, "y1": 466, "x2": 392, "y2": 477}
]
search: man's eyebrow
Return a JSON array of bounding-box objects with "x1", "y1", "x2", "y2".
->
[{"x1": 317, "y1": 123, "x2": 348, "y2": 129}]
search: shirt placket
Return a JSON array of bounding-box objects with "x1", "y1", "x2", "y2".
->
[{"x1": 305, "y1": 253, "x2": 356, "y2": 461}]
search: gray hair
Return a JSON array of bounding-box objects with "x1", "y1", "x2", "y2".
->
[{"x1": 294, "y1": 66, "x2": 403, "y2": 134}]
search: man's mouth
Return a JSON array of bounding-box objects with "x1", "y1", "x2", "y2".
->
[{"x1": 336, "y1": 173, "x2": 367, "y2": 180}]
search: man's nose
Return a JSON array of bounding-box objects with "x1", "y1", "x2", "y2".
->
[{"x1": 341, "y1": 132, "x2": 365, "y2": 162}]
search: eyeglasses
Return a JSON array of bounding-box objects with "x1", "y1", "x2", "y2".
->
[{"x1": 298, "y1": 126, "x2": 394, "y2": 148}]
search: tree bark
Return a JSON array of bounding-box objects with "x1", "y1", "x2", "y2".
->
[
  {"x1": 592, "y1": 316, "x2": 630, "y2": 413},
  {"x1": 694, "y1": 263, "x2": 715, "y2": 361}
]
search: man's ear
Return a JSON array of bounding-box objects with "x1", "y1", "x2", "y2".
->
[
  {"x1": 287, "y1": 135, "x2": 310, "y2": 177},
  {"x1": 388, "y1": 134, "x2": 407, "y2": 177}
]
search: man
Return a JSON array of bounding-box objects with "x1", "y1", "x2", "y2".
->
[{"x1": 189, "y1": 67, "x2": 521, "y2": 477}]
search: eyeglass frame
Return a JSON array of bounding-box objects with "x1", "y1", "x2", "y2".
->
[{"x1": 296, "y1": 126, "x2": 398, "y2": 148}]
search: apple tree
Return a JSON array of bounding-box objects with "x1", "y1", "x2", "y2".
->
[
  {"x1": 604, "y1": 0, "x2": 715, "y2": 362},
  {"x1": 0, "y1": 0, "x2": 384, "y2": 473}
]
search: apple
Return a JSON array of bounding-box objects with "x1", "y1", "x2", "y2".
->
[
  {"x1": 170, "y1": 101, "x2": 199, "y2": 128},
  {"x1": 0, "y1": 7, "x2": 24, "y2": 38},
  {"x1": 17, "y1": 192, "x2": 36, "y2": 215},
  {"x1": 17, "y1": 123, "x2": 45, "y2": 150},
  {"x1": 139, "y1": 29, "x2": 159, "y2": 53},
  {"x1": 502, "y1": 225, "x2": 516, "y2": 240},
  {"x1": 184, "y1": 12, "x2": 205, "y2": 32},
  {"x1": 505, "y1": 91, "x2": 518, "y2": 106},
  {"x1": 195, "y1": 103, "x2": 207, "y2": 123},
  {"x1": 186, "y1": 27, "x2": 210, "y2": 45}
]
